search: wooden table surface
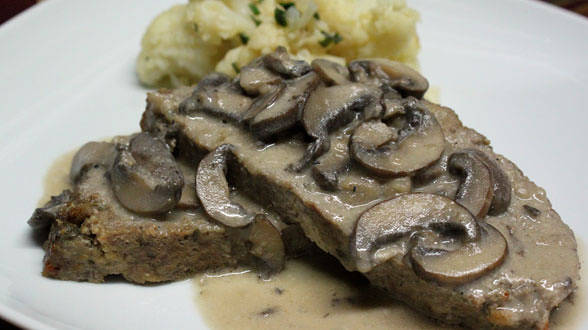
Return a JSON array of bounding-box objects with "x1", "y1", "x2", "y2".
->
[{"x1": 0, "y1": 0, "x2": 586, "y2": 329}]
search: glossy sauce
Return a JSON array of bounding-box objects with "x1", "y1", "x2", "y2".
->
[
  {"x1": 550, "y1": 238, "x2": 586, "y2": 329},
  {"x1": 195, "y1": 241, "x2": 584, "y2": 330},
  {"x1": 194, "y1": 254, "x2": 452, "y2": 330},
  {"x1": 42, "y1": 150, "x2": 583, "y2": 329}
]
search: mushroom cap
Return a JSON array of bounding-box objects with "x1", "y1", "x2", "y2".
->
[
  {"x1": 239, "y1": 59, "x2": 282, "y2": 96},
  {"x1": 410, "y1": 223, "x2": 507, "y2": 285},
  {"x1": 289, "y1": 83, "x2": 377, "y2": 171},
  {"x1": 349, "y1": 59, "x2": 429, "y2": 98},
  {"x1": 351, "y1": 193, "x2": 479, "y2": 273},
  {"x1": 448, "y1": 150, "x2": 494, "y2": 219},
  {"x1": 263, "y1": 46, "x2": 312, "y2": 78},
  {"x1": 196, "y1": 144, "x2": 254, "y2": 228},
  {"x1": 448, "y1": 149, "x2": 512, "y2": 218},
  {"x1": 350, "y1": 101, "x2": 445, "y2": 177},
  {"x1": 70, "y1": 141, "x2": 116, "y2": 183},
  {"x1": 465, "y1": 149, "x2": 512, "y2": 216},
  {"x1": 302, "y1": 83, "x2": 375, "y2": 139},
  {"x1": 311, "y1": 58, "x2": 350, "y2": 86},
  {"x1": 180, "y1": 72, "x2": 253, "y2": 122},
  {"x1": 249, "y1": 71, "x2": 319, "y2": 140},
  {"x1": 109, "y1": 133, "x2": 184, "y2": 215}
]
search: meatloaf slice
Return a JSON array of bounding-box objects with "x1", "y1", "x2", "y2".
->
[
  {"x1": 141, "y1": 85, "x2": 579, "y2": 328},
  {"x1": 30, "y1": 141, "x2": 311, "y2": 284}
]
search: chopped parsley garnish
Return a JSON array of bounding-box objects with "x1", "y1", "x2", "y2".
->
[
  {"x1": 193, "y1": 23, "x2": 199, "y2": 32},
  {"x1": 239, "y1": 33, "x2": 249, "y2": 45},
  {"x1": 313, "y1": 12, "x2": 320, "y2": 20},
  {"x1": 279, "y1": 2, "x2": 295, "y2": 10},
  {"x1": 319, "y1": 31, "x2": 343, "y2": 47},
  {"x1": 248, "y1": 3, "x2": 260, "y2": 15},
  {"x1": 274, "y1": 8, "x2": 287, "y2": 27},
  {"x1": 231, "y1": 62, "x2": 240, "y2": 74},
  {"x1": 250, "y1": 15, "x2": 262, "y2": 26}
]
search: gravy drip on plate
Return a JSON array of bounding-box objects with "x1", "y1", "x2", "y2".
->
[
  {"x1": 41, "y1": 150, "x2": 583, "y2": 329},
  {"x1": 194, "y1": 254, "x2": 453, "y2": 330}
]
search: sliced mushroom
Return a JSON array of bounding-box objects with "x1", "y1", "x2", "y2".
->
[
  {"x1": 349, "y1": 59, "x2": 429, "y2": 98},
  {"x1": 447, "y1": 149, "x2": 512, "y2": 218},
  {"x1": 448, "y1": 151, "x2": 494, "y2": 219},
  {"x1": 381, "y1": 92, "x2": 410, "y2": 120},
  {"x1": 70, "y1": 141, "x2": 117, "y2": 183},
  {"x1": 413, "y1": 151, "x2": 449, "y2": 186},
  {"x1": 242, "y1": 84, "x2": 284, "y2": 123},
  {"x1": 109, "y1": 133, "x2": 184, "y2": 214},
  {"x1": 410, "y1": 223, "x2": 507, "y2": 285},
  {"x1": 303, "y1": 84, "x2": 376, "y2": 140},
  {"x1": 196, "y1": 144, "x2": 254, "y2": 227},
  {"x1": 466, "y1": 149, "x2": 511, "y2": 216},
  {"x1": 176, "y1": 162, "x2": 200, "y2": 209},
  {"x1": 249, "y1": 72, "x2": 319, "y2": 140},
  {"x1": 239, "y1": 59, "x2": 282, "y2": 96},
  {"x1": 179, "y1": 72, "x2": 230, "y2": 113},
  {"x1": 350, "y1": 100, "x2": 445, "y2": 177},
  {"x1": 263, "y1": 46, "x2": 311, "y2": 78},
  {"x1": 361, "y1": 88, "x2": 384, "y2": 120},
  {"x1": 311, "y1": 130, "x2": 352, "y2": 191},
  {"x1": 179, "y1": 72, "x2": 252, "y2": 122},
  {"x1": 248, "y1": 214, "x2": 286, "y2": 276},
  {"x1": 290, "y1": 83, "x2": 377, "y2": 171},
  {"x1": 311, "y1": 59, "x2": 350, "y2": 86},
  {"x1": 351, "y1": 193, "x2": 479, "y2": 273}
]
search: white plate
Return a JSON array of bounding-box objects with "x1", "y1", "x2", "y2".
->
[{"x1": 0, "y1": 0, "x2": 586, "y2": 329}]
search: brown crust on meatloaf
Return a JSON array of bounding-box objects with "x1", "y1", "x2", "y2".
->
[{"x1": 41, "y1": 188, "x2": 250, "y2": 284}]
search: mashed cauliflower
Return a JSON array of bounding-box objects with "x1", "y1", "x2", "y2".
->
[{"x1": 137, "y1": 0, "x2": 420, "y2": 87}]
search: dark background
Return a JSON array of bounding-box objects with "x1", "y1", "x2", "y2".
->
[{"x1": 0, "y1": 0, "x2": 586, "y2": 329}]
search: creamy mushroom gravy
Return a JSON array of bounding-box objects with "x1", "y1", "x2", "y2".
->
[
  {"x1": 42, "y1": 149, "x2": 583, "y2": 329},
  {"x1": 194, "y1": 254, "x2": 453, "y2": 330},
  {"x1": 194, "y1": 243, "x2": 585, "y2": 330}
]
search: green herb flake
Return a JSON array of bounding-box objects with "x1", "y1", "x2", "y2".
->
[
  {"x1": 319, "y1": 31, "x2": 343, "y2": 47},
  {"x1": 313, "y1": 12, "x2": 320, "y2": 20},
  {"x1": 249, "y1": 3, "x2": 260, "y2": 15},
  {"x1": 279, "y1": 2, "x2": 295, "y2": 10},
  {"x1": 250, "y1": 15, "x2": 262, "y2": 26},
  {"x1": 193, "y1": 23, "x2": 199, "y2": 32},
  {"x1": 239, "y1": 32, "x2": 249, "y2": 45},
  {"x1": 257, "y1": 0, "x2": 264, "y2": 3},
  {"x1": 232, "y1": 62, "x2": 241, "y2": 74},
  {"x1": 274, "y1": 8, "x2": 287, "y2": 27}
]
